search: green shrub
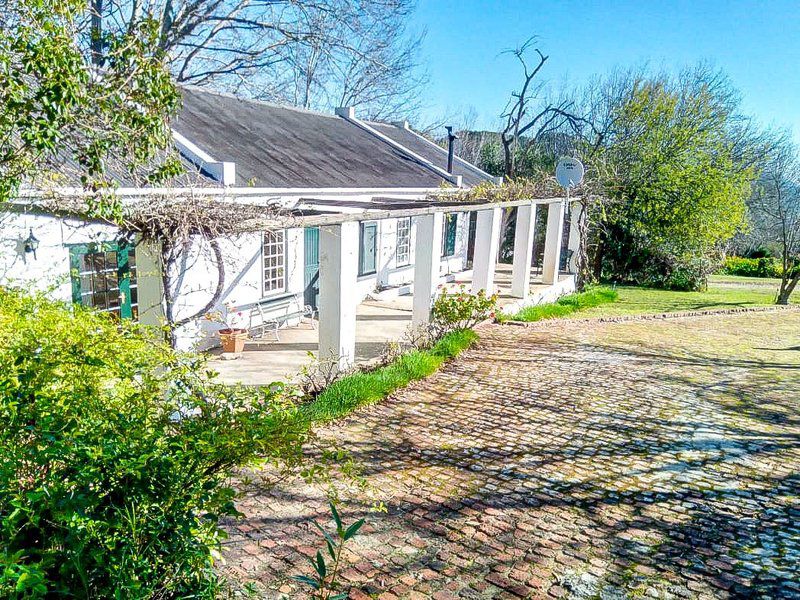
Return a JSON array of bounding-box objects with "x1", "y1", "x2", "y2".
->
[
  {"x1": 0, "y1": 288, "x2": 308, "y2": 598},
  {"x1": 504, "y1": 287, "x2": 618, "y2": 322},
  {"x1": 721, "y1": 256, "x2": 782, "y2": 278},
  {"x1": 431, "y1": 286, "x2": 497, "y2": 333},
  {"x1": 303, "y1": 329, "x2": 477, "y2": 423}
]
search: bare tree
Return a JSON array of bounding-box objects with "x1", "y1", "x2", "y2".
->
[
  {"x1": 749, "y1": 139, "x2": 800, "y2": 304},
  {"x1": 499, "y1": 39, "x2": 584, "y2": 178},
  {"x1": 323, "y1": 2, "x2": 427, "y2": 120},
  {"x1": 95, "y1": 0, "x2": 425, "y2": 119}
]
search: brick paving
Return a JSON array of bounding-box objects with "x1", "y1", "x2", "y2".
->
[{"x1": 222, "y1": 311, "x2": 800, "y2": 599}]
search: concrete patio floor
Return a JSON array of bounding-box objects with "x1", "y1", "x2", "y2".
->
[
  {"x1": 208, "y1": 263, "x2": 574, "y2": 385},
  {"x1": 208, "y1": 301, "x2": 412, "y2": 385}
]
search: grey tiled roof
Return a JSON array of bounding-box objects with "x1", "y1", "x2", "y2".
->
[{"x1": 172, "y1": 86, "x2": 491, "y2": 189}]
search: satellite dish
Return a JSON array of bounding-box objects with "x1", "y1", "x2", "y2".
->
[{"x1": 556, "y1": 158, "x2": 584, "y2": 188}]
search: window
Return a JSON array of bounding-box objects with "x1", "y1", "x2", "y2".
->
[
  {"x1": 442, "y1": 213, "x2": 458, "y2": 257},
  {"x1": 395, "y1": 217, "x2": 411, "y2": 266},
  {"x1": 262, "y1": 230, "x2": 286, "y2": 295},
  {"x1": 359, "y1": 221, "x2": 378, "y2": 276},
  {"x1": 69, "y1": 242, "x2": 138, "y2": 320}
]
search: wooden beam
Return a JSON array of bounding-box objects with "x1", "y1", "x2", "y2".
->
[
  {"x1": 239, "y1": 197, "x2": 570, "y2": 230},
  {"x1": 6, "y1": 195, "x2": 574, "y2": 232}
]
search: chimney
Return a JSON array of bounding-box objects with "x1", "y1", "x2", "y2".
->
[
  {"x1": 335, "y1": 106, "x2": 356, "y2": 119},
  {"x1": 445, "y1": 126, "x2": 458, "y2": 174}
]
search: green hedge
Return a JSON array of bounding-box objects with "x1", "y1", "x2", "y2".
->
[
  {"x1": 303, "y1": 329, "x2": 478, "y2": 424},
  {"x1": 0, "y1": 288, "x2": 307, "y2": 598},
  {"x1": 721, "y1": 256, "x2": 782, "y2": 278},
  {"x1": 502, "y1": 286, "x2": 618, "y2": 323}
]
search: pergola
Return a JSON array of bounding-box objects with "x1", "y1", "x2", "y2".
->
[
  {"x1": 253, "y1": 194, "x2": 580, "y2": 369},
  {"x1": 12, "y1": 189, "x2": 580, "y2": 365}
]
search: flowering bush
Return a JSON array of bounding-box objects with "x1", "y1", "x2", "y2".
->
[
  {"x1": 431, "y1": 285, "x2": 498, "y2": 334},
  {"x1": 204, "y1": 300, "x2": 246, "y2": 332}
]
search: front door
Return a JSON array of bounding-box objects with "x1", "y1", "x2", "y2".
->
[
  {"x1": 304, "y1": 227, "x2": 320, "y2": 310},
  {"x1": 68, "y1": 241, "x2": 138, "y2": 319}
]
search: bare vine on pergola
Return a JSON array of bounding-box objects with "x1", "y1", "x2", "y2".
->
[
  {"x1": 41, "y1": 193, "x2": 293, "y2": 347},
  {"x1": 121, "y1": 196, "x2": 294, "y2": 346}
]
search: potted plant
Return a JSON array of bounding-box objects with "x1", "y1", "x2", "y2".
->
[{"x1": 205, "y1": 303, "x2": 248, "y2": 354}]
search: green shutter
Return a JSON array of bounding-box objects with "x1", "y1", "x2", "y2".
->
[
  {"x1": 443, "y1": 214, "x2": 457, "y2": 257},
  {"x1": 304, "y1": 227, "x2": 320, "y2": 309},
  {"x1": 359, "y1": 222, "x2": 377, "y2": 275},
  {"x1": 68, "y1": 241, "x2": 136, "y2": 319},
  {"x1": 117, "y1": 240, "x2": 133, "y2": 319}
]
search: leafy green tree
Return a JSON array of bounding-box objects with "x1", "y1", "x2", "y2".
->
[
  {"x1": 0, "y1": 0, "x2": 180, "y2": 219},
  {"x1": 0, "y1": 288, "x2": 308, "y2": 597},
  {"x1": 573, "y1": 67, "x2": 765, "y2": 289}
]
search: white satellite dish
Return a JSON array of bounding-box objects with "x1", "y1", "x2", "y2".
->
[{"x1": 556, "y1": 157, "x2": 584, "y2": 189}]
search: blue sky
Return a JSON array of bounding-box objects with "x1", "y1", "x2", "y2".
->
[{"x1": 409, "y1": 1, "x2": 800, "y2": 140}]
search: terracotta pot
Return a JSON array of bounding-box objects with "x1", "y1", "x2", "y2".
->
[{"x1": 219, "y1": 328, "x2": 248, "y2": 353}]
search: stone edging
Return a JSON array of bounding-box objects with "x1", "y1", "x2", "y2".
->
[{"x1": 499, "y1": 304, "x2": 800, "y2": 328}]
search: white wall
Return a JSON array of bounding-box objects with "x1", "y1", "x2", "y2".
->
[
  {"x1": 0, "y1": 211, "x2": 118, "y2": 301},
  {"x1": 351, "y1": 213, "x2": 470, "y2": 301},
  {"x1": 0, "y1": 206, "x2": 474, "y2": 351},
  {"x1": 171, "y1": 227, "x2": 306, "y2": 351}
]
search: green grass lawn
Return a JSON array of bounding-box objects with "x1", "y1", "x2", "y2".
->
[
  {"x1": 581, "y1": 275, "x2": 793, "y2": 318},
  {"x1": 502, "y1": 287, "x2": 618, "y2": 322},
  {"x1": 302, "y1": 329, "x2": 478, "y2": 424}
]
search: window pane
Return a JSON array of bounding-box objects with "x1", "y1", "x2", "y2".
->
[
  {"x1": 71, "y1": 246, "x2": 138, "y2": 321},
  {"x1": 262, "y1": 230, "x2": 286, "y2": 295},
  {"x1": 360, "y1": 223, "x2": 377, "y2": 275},
  {"x1": 396, "y1": 217, "x2": 411, "y2": 266},
  {"x1": 442, "y1": 214, "x2": 457, "y2": 257}
]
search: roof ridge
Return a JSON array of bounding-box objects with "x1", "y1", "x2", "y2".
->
[
  {"x1": 367, "y1": 121, "x2": 497, "y2": 181},
  {"x1": 179, "y1": 84, "x2": 343, "y2": 121}
]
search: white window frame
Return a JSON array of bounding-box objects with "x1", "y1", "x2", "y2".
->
[
  {"x1": 262, "y1": 230, "x2": 286, "y2": 296},
  {"x1": 395, "y1": 217, "x2": 411, "y2": 267}
]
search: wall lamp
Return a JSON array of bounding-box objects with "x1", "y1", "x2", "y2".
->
[{"x1": 23, "y1": 229, "x2": 40, "y2": 260}]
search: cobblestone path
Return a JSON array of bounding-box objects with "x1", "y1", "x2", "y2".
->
[{"x1": 223, "y1": 311, "x2": 800, "y2": 599}]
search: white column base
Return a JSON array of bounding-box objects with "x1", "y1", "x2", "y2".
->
[
  {"x1": 412, "y1": 213, "x2": 444, "y2": 326},
  {"x1": 542, "y1": 201, "x2": 566, "y2": 285}
]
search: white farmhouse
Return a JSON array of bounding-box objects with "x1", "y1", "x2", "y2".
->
[{"x1": 0, "y1": 87, "x2": 578, "y2": 366}]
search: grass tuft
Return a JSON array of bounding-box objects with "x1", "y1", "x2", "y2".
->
[
  {"x1": 504, "y1": 286, "x2": 618, "y2": 323},
  {"x1": 302, "y1": 329, "x2": 478, "y2": 423}
]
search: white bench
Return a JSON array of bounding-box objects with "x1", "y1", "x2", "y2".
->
[{"x1": 247, "y1": 294, "x2": 317, "y2": 342}]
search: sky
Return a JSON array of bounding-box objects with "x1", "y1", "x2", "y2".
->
[{"x1": 409, "y1": 0, "x2": 800, "y2": 141}]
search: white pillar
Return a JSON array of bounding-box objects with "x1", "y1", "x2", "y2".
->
[
  {"x1": 567, "y1": 202, "x2": 583, "y2": 273},
  {"x1": 318, "y1": 222, "x2": 359, "y2": 369},
  {"x1": 510, "y1": 203, "x2": 537, "y2": 298},
  {"x1": 542, "y1": 201, "x2": 566, "y2": 285},
  {"x1": 412, "y1": 213, "x2": 444, "y2": 326},
  {"x1": 471, "y1": 207, "x2": 503, "y2": 295}
]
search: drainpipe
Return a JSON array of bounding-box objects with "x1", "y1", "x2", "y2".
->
[{"x1": 446, "y1": 126, "x2": 458, "y2": 174}]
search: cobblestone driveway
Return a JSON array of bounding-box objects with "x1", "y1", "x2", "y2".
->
[{"x1": 223, "y1": 311, "x2": 800, "y2": 599}]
